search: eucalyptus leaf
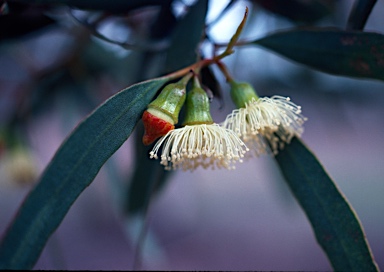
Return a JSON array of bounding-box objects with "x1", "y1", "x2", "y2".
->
[
  {"x1": 201, "y1": 65, "x2": 223, "y2": 107},
  {"x1": 125, "y1": 0, "x2": 209, "y2": 215},
  {"x1": 275, "y1": 137, "x2": 379, "y2": 271},
  {"x1": 347, "y1": 0, "x2": 378, "y2": 30},
  {"x1": 252, "y1": 28, "x2": 384, "y2": 81},
  {"x1": 125, "y1": 123, "x2": 171, "y2": 215},
  {"x1": 150, "y1": 1, "x2": 177, "y2": 40},
  {"x1": 252, "y1": 0, "x2": 334, "y2": 24},
  {"x1": 0, "y1": 9, "x2": 56, "y2": 41},
  {"x1": 9, "y1": 0, "x2": 164, "y2": 12},
  {"x1": 0, "y1": 77, "x2": 169, "y2": 270},
  {"x1": 164, "y1": 0, "x2": 208, "y2": 73}
]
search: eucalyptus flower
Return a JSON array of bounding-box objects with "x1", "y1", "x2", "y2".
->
[
  {"x1": 150, "y1": 124, "x2": 248, "y2": 170},
  {"x1": 223, "y1": 81, "x2": 307, "y2": 155}
]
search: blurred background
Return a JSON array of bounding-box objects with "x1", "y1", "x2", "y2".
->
[{"x1": 0, "y1": 0, "x2": 383, "y2": 270}]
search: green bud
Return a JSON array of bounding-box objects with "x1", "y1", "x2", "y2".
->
[
  {"x1": 230, "y1": 81, "x2": 259, "y2": 109},
  {"x1": 148, "y1": 82, "x2": 186, "y2": 124},
  {"x1": 183, "y1": 86, "x2": 213, "y2": 126}
]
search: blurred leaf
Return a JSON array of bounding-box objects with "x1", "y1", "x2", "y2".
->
[
  {"x1": 0, "y1": 5, "x2": 55, "y2": 40},
  {"x1": 125, "y1": 0, "x2": 209, "y2": 215},
  {"x1": 347, "y1": 0, "x2": 378, "y2": 30},
  {"x1": 125, "y1": 122, "x2": 171, "y2": 215},
  {"x1": 201, "y1": 65, "x2": 223, "y2": 107},
  {"x1": 164, "y1": 0, "x2": 208, "y2": 73},
  {"x1": 252, "y1": 0, "x2": 334, "y2": 24},
  {"x1": 7, "y1": 0, "x2": 165, "y2": 13},
  {"x1": 150, "y1": 0, "x2": 177, "y2": 40},
  {"x1": 0, "y1": 77, "x2": 169, "y2": 270},
  {"x1": 252, "y1": 28, "x2": 384, "y2": 81},
  {"x1": 275, "y1": 137, "x2": 379, "y2": 271}
]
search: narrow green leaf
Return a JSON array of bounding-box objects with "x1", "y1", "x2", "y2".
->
[
  {"x1": 0, "y1": 10, "x2": 56, "y2": 41},
  {"x1": 275, "y1": 137, "x2": 379, "y2": 271},
  {"x1": 201, "y1": 65, "x2": 223, "y2": 106},
  {"x1": 0, "y1": 77, "x2": 169, "y2": 270},
  {"x1": 252, "y1": 0, "x2": 334, "y2": 24},
  {"x1": 9, "y1": 0, "x2": 164, "y2": 12},
  {"x1": 125, "y1": 0, "x2": 209, "y2": 215},
  {"x1": 150, "y1": 1, "x2": 177, "y2": 40},
  {"x1": 164, "y1": 0, "x2": 208, "y2": 73},
  {"x1": 347, "y1": 0, "x2": 378, "y2": 31},
  {"x1": 125, "y1": 122, "x2": 171, "y2": 215},
  {"x1": 252, "y1": 28, "x2": 384, "y2": 81}
]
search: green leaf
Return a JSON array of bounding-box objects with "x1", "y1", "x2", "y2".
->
[
  {"x1": 10, "y1": 0, "x2": 165, "y2": 12},
  {"x1": 275, "y1": 137, "x2": 379, "y2": 271},
  {"x1": 125, "y1": 0, "x2": 209, "y2": 215},
  {"x1": 124, "y1": 122, "x2": 172, "y2": 215},
  {"x1": 164, "y1": 0, "x2": 208, "y2": 73},
  {"x1": 201, "y1": 65, "x2": 223, "y2": 106},
  {"x1": 253, "y1": 0, "x2": 334, "y2": 24},
  {"x1": 0, "y1": 77, "x2": 169, "y2": 270},
  {"x1": 252, "y1": 28, "x2": 384, "y2": 81},
  {"x1": 0, "y1": 7, "x2": 56, "y2": 41},
  {"x1": 149, "y1": 1, "x2": 177, "y2": 40},
  {"x1": 346, "y1": 0, "x2": 378, "y2": 31}
]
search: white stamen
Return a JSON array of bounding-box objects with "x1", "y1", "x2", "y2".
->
[
  {"x1": 149, "y1": 124, "x2": 249, "y2": 171},
  {"x1": 222, "y1": 96, "x2": 307, "y2": 155}
]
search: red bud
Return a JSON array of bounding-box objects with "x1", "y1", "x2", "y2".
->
[{"x1": 142, "y1": 110, "x2": 174, "y2": 145}]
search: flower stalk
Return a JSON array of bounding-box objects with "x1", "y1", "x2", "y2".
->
[{"x1": 162, "y1": 7, "x2": 249, "y2": 82}]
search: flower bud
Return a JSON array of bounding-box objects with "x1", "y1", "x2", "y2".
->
[
  {"x1": 147, "y1": 82, "x2": 186, "y2": 124},
  {"x1": 230, "y1": 81, "x2": 259, "y2": 109},
  {"x1": 142, "y1": 82, "x2": 186, "y2": 145},
  {"x1": 142, "y1": 110, "x2": 175, "y2": 146},
  {"x1": 183, "y1": 85, "x2": 213, "y2": 126}
]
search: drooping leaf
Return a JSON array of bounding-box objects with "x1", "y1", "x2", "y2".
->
[
  {"x1": 0, "y1": 4, "x2": 56, "y2": 41},
  {"x1": 6, "y1": 0, "x2": 165, "y2": 13},
  {"x1": 0, "y1": 77, "x2": 169, "y2": 270},
  {"x1": 252, "y1": 27, "x2": 384, "y2": 81},
  {"x1": 125, "y1": 0, "x2": 209, "y2": 215},
  {"x1": 275, "y1": 137, "x2": 379, "y2": 271},
  {"x1": 150, "y1": 0, "x2": 177, "y2": 40},
  {"x1": 251, "y1": 0, "x2": 334, "y2": 24},
  {"x1": 201, "y1": 65, "x2": 223, "y2": 107},
  {"x1": 125, "y1": 122, "x2": 171, "y2": 215},
  {"x1": 164, "y1": 0, "x2": 208, "y2": 73},
  {"x1": 346, "y1": 0, "x2": 378, "y2": 30}
]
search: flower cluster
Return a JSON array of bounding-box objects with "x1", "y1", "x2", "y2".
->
[
  {"x1": 143, "y1": 76, "x2": 249, "y2": 171},
  {"x1": 138, "y1": 5, "x2": 308, "y2": 171},
  {"x1": 142, "y1": 77, "x2": 306, "y2": 171},
  {"x1": 222, "y1": 94, "x2": 307, "y2": 155}
]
